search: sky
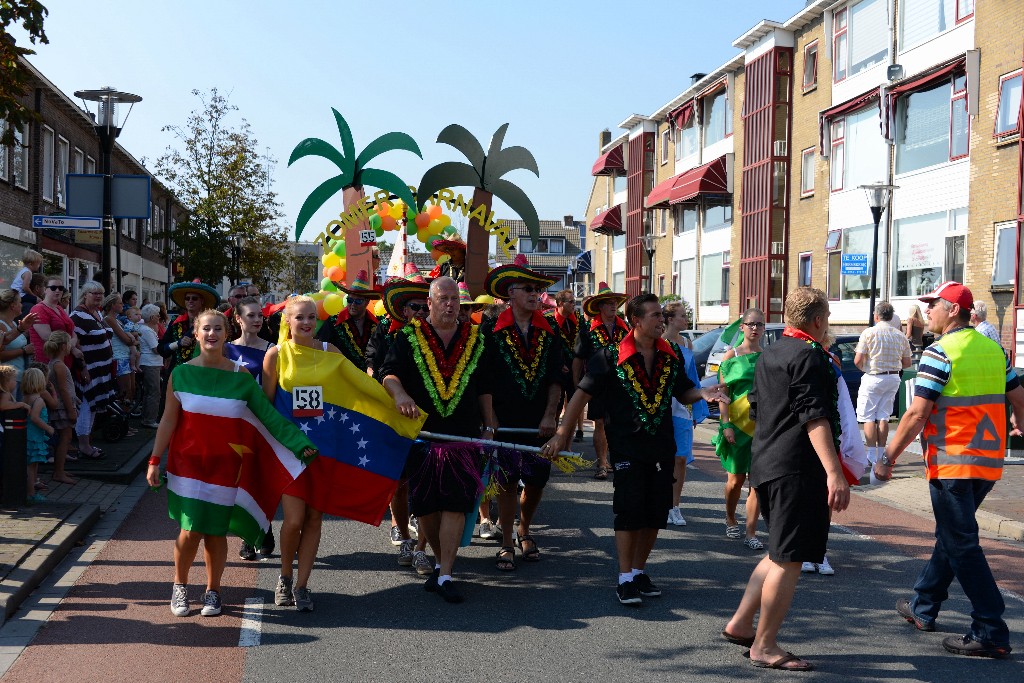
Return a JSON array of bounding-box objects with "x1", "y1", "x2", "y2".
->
[{"x1": 15, "y1": 0, "x2": 811, "y2": 243}]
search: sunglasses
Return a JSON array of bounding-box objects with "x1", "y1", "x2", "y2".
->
[
  {"x1": 47, "y1": 285, "x2": 66, "y2": 292},
  {"x1": 349, "y1": 297, "x2": 367, "y2": 305},
  {"x1": 406, "y1": 303, "x2": 427, "y2": 312},
  {"x1": 184, "y1": 295, "x2": 203, "y2": 302},
  {"x1": 514, "y1": 285, "x2": 543, "y2": 294}
]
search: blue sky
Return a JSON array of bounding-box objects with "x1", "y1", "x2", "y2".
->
[{"x1": 19, "y1": 0, "x2": 810, "y2": 242}]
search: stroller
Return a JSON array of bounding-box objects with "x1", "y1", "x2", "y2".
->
[{"x1": 93, "y1": 399, "x2": 130, "y2": 442}]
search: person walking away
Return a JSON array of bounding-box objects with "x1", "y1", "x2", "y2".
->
[
  {"x1": 876, "y1": 281, "x2": 1024, "y2": 659},
  {"x1": 970, "y1": 301, "x2": 1001, "y2": 346}
]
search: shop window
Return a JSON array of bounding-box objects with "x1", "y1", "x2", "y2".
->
[
  {"x1": 798, "y1": 253, "x2": 812, "y2": 287},
  {"x1": 703, "y1": 199, "x2": 732, "y2": 231},
  {"x1": 802, "y1": 41, "x2": 818, "y2": 91},
  {"x1": 901, "y1": 0, "x2": 972, "y2": 52},
  {"x1": 993, "y1": 222, "x2": 1016, "y2": 286},
  {"x1": 896, "y1": 77, "x2": 969, "y2": 174},
  {"x1": 674, "y1": 204, "x2": 697, "y2": 234},
  {"x1": 800, "y1": 147, "x2": 815, "y2": 196},
  {"x1": 893, "y1": 208, "x2": 967, "y2": 296},
  {"x1": 42, "y1": 126, "x2": 54, "y2": 202},
  {"x1": 994, "y1": 71, "x2": 1022, "y2": 137},
  {"x1": 834, "y1": 0, "x2": 887, "y2": 83},
  {"x1": 826, "y1": 225, "x2": 877, "y2": 300}
]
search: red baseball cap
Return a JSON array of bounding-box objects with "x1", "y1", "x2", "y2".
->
[{"x1": 918, "y1": 281, "x2": 973, "y2": 310}]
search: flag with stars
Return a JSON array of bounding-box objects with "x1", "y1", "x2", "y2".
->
[
  {"x1": 274, "y1": 341, "x2": 428, "y2": 525},
  {"x1": 166, "y1": 364, "x2": 318, "y2": 547}
]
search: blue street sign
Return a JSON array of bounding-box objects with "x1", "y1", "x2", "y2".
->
[
  {"x1": 32, "y1": 215, "x2": 102, "y2": 230},
  {"x1": 841, "y1": 253, "x2": 869, "y2": 276}
]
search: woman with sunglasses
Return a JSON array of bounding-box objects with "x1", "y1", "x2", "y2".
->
[
  {"x1": 30, "y1": 278, "x2": 82, "y2": 370},
  {"x1": 712, "y1": 308, "x2": 766, "y2": 551}
]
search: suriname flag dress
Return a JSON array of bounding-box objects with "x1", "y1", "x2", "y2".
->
[{"x1": 712, "y1": 352, "x2": 761, "y2": 474}]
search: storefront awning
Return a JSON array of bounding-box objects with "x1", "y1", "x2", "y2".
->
[
  {"x1": 590, "y1": 204, "x2": 623, "y2": 235},
  {"x1": 646, "y1": 175, "x2": 679, "y2": 208},
  {"x1": 591, "y1": 146, "x2": 625, "y2": 176},
  {"x1": 669, "y1": 101, "x2": 694, "y2": 130},
  {"x1": 645, "y1": 155, "x2": 731, "y2": 208}
]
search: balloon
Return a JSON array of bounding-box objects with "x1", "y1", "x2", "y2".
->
[
  {"x1": 321, "y1": 253, "x2": 333, "y2": 267},
  {"x1": 415, "y1": 212, "x2": 431, "y2": 229},
  {"x1": 321, "y1": 278, "x2": 338, "y2": 292},
  {"x1": 310, "y1": 291, "x2": 326, "y2": 300},
  {"x1": 322, "y1": 266, "x2": 330, "y2": 278},
  {"x1": 323, "y1": 252, "x2": 340, "y2": 268},
  {"x1": 332, "y1": 240, "x2": 346, "y2": 257},
  {"x1": 327, "y1": 266, "x2": 344, "y2": 281},
  {"x1": 428, "y1": 218, "x2": 443, "y2": 234},
  {"x1": 416, "y1": 230, "x2": 429, "y2": 243},
  {"x1": 381, "y1": 215, "x2": 397, "y2": 232},
  {"x1": 337, "y1": 257, "x2": 346, "y2": 273},
  {"x1": 406, "y1": 222, "x2": 417, "y2": 236},
  {"x1": 430, "y1": 248, "x2": 443, "y2": 261},
  {"x1": 443, "y1": 225, "x2": 458, "y2": 236},
  {"x1": 372, "y1": 300, "x2": 386, "y2": 317},
  {"x1": 377, "y1": 202, "x2": 391, "y2": 217},
  {"x1": 369, "y1": 214, "x2": 382, "y2": 230},
  {"x1": 428, "y1": 204, "x2": 443, "y2": 220},
  {"x1": 323, "y1": 293, "x2": 344, "y2": 316},
  {"x1": 438, "y1": 214, "x2": 451, "y2": 228},
  {"x1": 374, "y1": 225, "x2": 384, "y2": 237},
  {"x1": 315, "y1": 299, "x2": 329, "y2": 320},
  {"x1": 389, "y1": 203, "x2": 404, "y2": 220},
  {"x1": 406, "y1": 206, "x2": 417, "y2": 222}
]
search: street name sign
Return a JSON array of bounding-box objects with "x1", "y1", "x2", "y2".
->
[{"x1": 32, "y1": 215, "x2": 102, "y2": 230}]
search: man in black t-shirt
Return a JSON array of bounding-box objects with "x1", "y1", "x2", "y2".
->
[
  {"x1": 722, "y1": 287, "x2": 850, "y2": 672},
  {"x1": 546, "y1": 294, "x2": 727, "y2": 606}
]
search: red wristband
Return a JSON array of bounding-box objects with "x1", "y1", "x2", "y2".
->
[{"x1": 148, "y1": 456, "x2": 162, "y2": 466}]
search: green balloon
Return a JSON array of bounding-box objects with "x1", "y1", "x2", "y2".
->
[
  {"x1": 406, "y1": 222, "x2": 417, "y2": 236},
  {"x1": 369, "y1": 214, "x2": 382, "y2": 230},
  {"x1": 374, "y1": 225, "x2": 384, "y2": 237},
  {"x1": 443, "y1": 225, "x2": 457, "y2": 236},
  {"x1": 321, "y1": 278, "x2": 338, "y2": 292},
  {"x1": 332, "y1": 240, "x2": 346, "y2": 256},
  {"x1": 406, "y1": 207, "x2": 417, "y2": 222}
]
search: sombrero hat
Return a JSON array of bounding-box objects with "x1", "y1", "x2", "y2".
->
[
  {"x1": 338, "y1": 269, "x2": 382, "y2": 300},
  {"x1": 168, "y1": 281, "x2": 220, "y2": 310},
  {"x1": 582, "y1": 281, "x2": 627, "y2": 317},
  {"x1": 458, "y1": 281, "x2": 479, "y2": 308},
  {"x1": 484, "y1": 254, "x2": 558, "y2": 299},
  {"x1": 433, "y1": 236, "x2": 466, "y2": 258},
  {"x1": 383, "y1": 264, "x2": 430, "y2": 322}
]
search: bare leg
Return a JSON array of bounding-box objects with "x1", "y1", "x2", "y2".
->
[
  {"x1": 51, "y1": 427, "x2": 77, "y2": 483},
  {"x1": 863, "y1": 421, "x2": 878, "y2": 450},
  {"x1": 390, "y1": 481, "x2": 411, "y2": 540},
  {"x1": 724, "y1": 473, "x2": 746, "y2": 527},
  {"x1": 615, "y1": 530, "x2": 637, "y2": 574},
  {"x1": 630, "y1": 528, "x2": 660, "y2": 570},
  {"x1": 594, "y1": 419, "x2": 609, "y2": 469},
  {"x1": 173, "y1": 529, "x2": 204, "y2": 584},
  {"x1": 724, "y1": 554, "x2": 772, "y2": 640},
  {"x1": 744, "y1": 487, "x2": 760, "y2": 540},
  {"x1": 27, "y1": 462, "x2": 38, "y2": 496},
  {"x1": 877, "y1": 419, "x2": 890, "y2": 448},
  {"x1": 437, "y1": 511, "x2": 464, "y2": 576},
  {"x1": 750, "y1": 561, "x2": 803, "y2": 662},
  {"x1": 417, "y1": 512, "x2": 441, "y2": 558},
  {"x1": 279, "y1": 494, "x2": 305, "y2": 579},
  {"x1": 295, "y1": 507, "x2": 323, "y2": 589},
  {"x1": 497, "y1": 487, "x2": 517, "y2": 548},
  {"x1": 202, "y1": 535, "x2": 228, "y2": 592},
  {"x1": 672, "y1": 459, "x2": 687, "y2": 507},
  {"x1": 478, "y1": 500, "x2": 492, "y2": 525},
  {"x1": 517, "y1": 484, "x2": 544, "y2": 539}
]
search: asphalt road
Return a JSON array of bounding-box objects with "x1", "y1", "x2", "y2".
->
[{"x1": 3, "y1": 457, "x2": 1024, "y2": 682}]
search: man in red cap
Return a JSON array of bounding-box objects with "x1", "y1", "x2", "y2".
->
[{"x1": 878, "y1": 281, "x2": 1024, "y2": 659}]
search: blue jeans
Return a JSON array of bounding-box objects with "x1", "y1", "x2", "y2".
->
[{"x1": 910, "y1": 478, "x2": 1008, "y2": 646}]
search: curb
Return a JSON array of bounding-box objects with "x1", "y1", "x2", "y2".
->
[
  {"x1": 0, "y1": 503, "x2": 100, "y2": 626},
  {"x1": 83, "y1": 438, "x2": 155, "y2": 485}
]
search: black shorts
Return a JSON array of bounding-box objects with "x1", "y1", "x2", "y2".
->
[
  {"x1": 610, "y1": 457, "x2": 674, "y2": 531},
  {"x1": 587, "y1": 396, "x2": 606, "y2": 422},
  {"x1": 407, "y1": 442, "x2": 484, "y2": 517},
  {"x1": 755, "y1": 474, "x2": 830, "y2": 564}
]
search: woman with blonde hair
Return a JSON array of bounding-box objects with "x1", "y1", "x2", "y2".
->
[
  {"x1": 71, "y1": 281, "x2": 117, "y2": 459},
  {"x1": 0, "y1": 288, "x2": 37, "y2": 395},
  {"x1": 102, "y1": 293, "x2": 139, "y2": 406},
  {"x1": 904, "y1": 304, "x2": 925, "y2": 352}
]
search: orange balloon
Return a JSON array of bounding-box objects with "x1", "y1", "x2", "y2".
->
[
  {"x1": 427, "y1": 204, "x2": 443, "y2": 220},
  {"x1": 316, "y1": 299, "x2": 329, "y2": 320},
  {"x1": 415, "y1": 212, "x2": 431, "y2": 228},
  {"x1": 322, "y1": 266, "x2": 330, "y2": 278},
  {"x1": 377, "y1": 202, "x2": 391, "y2": 217},
  {"x1": 327, "y1": 265, "x2": 344, "y2": 281},
  {"x1": 381, "y1": 215, "x2": 397, "y2": 232}
]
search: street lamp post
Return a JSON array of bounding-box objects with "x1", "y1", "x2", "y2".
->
[
  {"x1": 73, "y1": 87, "x2": 142, "y2": 293},
  {"x1": 638, "y1": 232, "x2": 663, "y2": 295},
  {"x1": 231, "y1": 233, "x2": 242, "y2": 287},
  {"x1": 859, "y1": 182, "x2": 899, "y2": 328}
]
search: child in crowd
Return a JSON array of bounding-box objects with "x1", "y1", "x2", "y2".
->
[
  {"x1": 125, "y1": 306, "x2": 143, "y2": 373},
  {"x1": 22, "y1": 367, "x2": 55, "y2": 503},
  {"x1": 12, "y1": 248, "x2": 42, "y2": 296},
  {"x1": 45, "y1": 331, "x2": 79, "y2": 484}
]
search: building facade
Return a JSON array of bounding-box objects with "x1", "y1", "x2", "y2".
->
[{"x1": 496, "y1": 217, "x2": 593, "y2": 295}]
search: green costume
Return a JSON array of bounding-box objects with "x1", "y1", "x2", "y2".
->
[{"x1": 712, "y1": 352, "x2": 760, "y2": 474}]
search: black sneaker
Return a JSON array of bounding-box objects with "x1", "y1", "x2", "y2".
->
[
  {"x1": 424, "y1": 568, "x2": 440, "y2": 592},
  {"x1": 574, "y1": 429, "x2": 584, "y2": 442},
  {"x1": 390, "y1": 525, "x2": 403, "y2": 546},
  {"x1": 260, "y1": 528, "x2": 275, "y2": 557},
  {"x1": 896, "y1": 598, "x2": 934, "y2": 632},
  {"x1": 942, "y1": 634, "x2": 1011, "y2": 659},
  {"x1": 437, "y1": 579, "x2": 464, "y2": 604},
  {"x1": 634, "y1": 573, "x2": 661, "y2": 597},
  {"x1": 239, "y1": 544, "x2": 257, "y2": 561},
  {"x1": 617, "y1": 580, "x2": 642, "y2": 605}
]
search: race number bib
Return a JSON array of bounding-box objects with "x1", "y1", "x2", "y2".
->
[{"x1": 292, "y1": 385, "x2": 324, "y2": 418}]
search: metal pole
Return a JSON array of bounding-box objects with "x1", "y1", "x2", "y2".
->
[
  {"x1": 96, "y1": 124, "x2": 116, "y2": 292},
  {"x1": 868, "y1": 205, "x2": 883, "y2": 328}
]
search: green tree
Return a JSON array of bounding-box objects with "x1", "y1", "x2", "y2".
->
[
  {"x1": 0, "y1": 1, "x2": 48, "y2": 147},
  {"x1": 156, "y1": 88, "x2": 289, "y2": 291}
]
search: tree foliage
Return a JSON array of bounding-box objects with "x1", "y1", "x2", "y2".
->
[
  {"x1": 155, "y1": 89, "x2": 289, "y2": 291},
  {"x1": 0, "y1": 0, "x2": 48, "y2": 147}
]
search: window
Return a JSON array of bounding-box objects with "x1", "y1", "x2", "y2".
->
[
  {"x1": 659, "y1": 209, "x2": 668, "y2": 236},
  {"x1": 722, "y1": 251, "x2": 731, "y2": 304},
  {"x1": 42, "y1": 127, "x2": 54, "y2": 202},
  {"x1": 893, "y1": 208, "x2": 967, "y2": 296},
  {"x1": 992, "y1": 221, "x2": 1015, "y2": 287},
  {"x1": 612, "y1": 271, "x2": 625, "y2": 293},
  {"x1": 834, "y1": 0, "x2": 887, "y2": 83},
  {"x1": 896, "y1": 76, "x2": 969, "y2": 174},
  {"x1": 612, "y1": 174, "x2": 627, "y2": 194},
  {"x1": 121, "y1": 218, "x2": 132, "y2": 238},
  {"x1": 995, "y1": 71, "x2": 1022, "y2": 137},
  {"x1": 832, "y1": 107, "x2": 888, "y2": 191},
  {"x1": 85, "y1": 156, "x2": 96, "y2": 175},
  {"x1": 702, "y1": 85, "x2": 731, "y2": 147},
  {"x1": 675, "y1": 116, "x2": 698, "y2": 161},
  {"x1": 660, "y1": 128, "x2": 670, "y2": 165},
  {"x1": 72, "y1": 148, "x2": 84, "y2": 174},
  {"x1": 826, "y1": 225, "x2": 878, "y2": 300},
  {"x1": 12, "y1": 124, "x2": 28, "y2": 189},
  {"x1": 519, "y1": 238, "x2": 564, "y2": 254},
  {"x1": 901, "y1": 0, "x2": 970, "y2": 51},
  {"x1": 802, "y1": 41, "x2": 818, "y2": 91},
  {"x1": 700, "y1": 252, "x2": 728, "y2": 306},
  {"x1": 830, "y1": 120, "x2": 845, "y2": 190},
  {"x1": 674, "y1": 258, "x2": 695, "y2": 305},
  {"x1": 56, "y1": 137, "x2": 69, "y2": 208},
  {"x1": 612, "y1": 232, "x2": 625, "y2": 251},
  {"x1": 800, "y1": 147, "x2": 816, "y2": 196},
  {"x1": 658, "y1": 274, "x2": 665, "y2": 297},
  {"x1": 674, "y1": 204, "x2": 697, "y2": 235},
  {"x1": 798, "y1": 253, "x2": 812, "y2": 287},
  {"x1": 703, "y1": 199, "x2": 732, "y2": 231}
]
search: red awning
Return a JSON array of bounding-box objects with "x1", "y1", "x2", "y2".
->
[
  {"x1": 591, "y1": 146, "x2": 624, "y2": 176},
  {"x1": 669, "y1": 101, "x2": 694, "y2": 129},
  {"x1": 646, "y1": 175, "x2": 680, "y2": 208},
  {"x1": 888, "y1": 56, "x2": 965, "y2": 99},
  {"x1": 590, "y1": 204, "x2": 624, "y2": 235},
  {"x1": 669, "y1": 155, "x2": 730, "y2": 204},
  {"x1": 818, "y1": 87, "x2": 881, "y2": 154}
]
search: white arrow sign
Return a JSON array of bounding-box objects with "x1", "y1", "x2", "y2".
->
[{"x1": 32, "y1": 215, "x2": 102, "y2": 230}]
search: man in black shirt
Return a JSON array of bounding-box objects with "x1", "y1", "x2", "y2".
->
[
  {"x1": 546, "y1": 294, "x2": 727, "y2": 605},
  {"x1": 545, "y1": 289, "x2": 584, "y2": 442},
  {"x1": 723, "y1": 287, "x2": 850, "y2": 672},
  {"x1": 480, "y1": 256, "x2": 560, "y2": 569},
  {"x1": 381, "y1": 276, "x2": 495, "y2": 604},
  {"x1": 316, "y1": 269, "x2": 380, "y2": 371}
]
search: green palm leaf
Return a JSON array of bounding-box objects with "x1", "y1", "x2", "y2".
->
[
  {"x1": 332, "y1": 108, "x2": 355, "y2": 166},
  {"x1": 490, "y1": 178, "x2": 540, "y2": 242},
  {"x1": 294, "y1": 173, "x2": 349, "y2": 240},
  {"x1": 355, "y1": 132, "x2": 422, "y2": 173},
  {"x1": 485, "y1": 123, "x2": 509, "y2": 162},
  {"x1": 436, "y1": 124, "x2": 485, "y2": 176},
  {"x1": 357, "y1": 167, "x2": 419, "y2": 212},
  {"x1": 416, "y1": 161, "x2": 482, "y2": 211},
  {"x1": 483, "y1": 145, "x2": 539, "y2": 187},
  {"x1": 288, "y1": 137, "x2": 350, "y2": 173}
]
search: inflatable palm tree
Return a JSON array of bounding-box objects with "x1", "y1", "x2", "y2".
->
[
  {"x1": 417, "y1": 123, "x2": 539, "y2": 295},
  {"x1": 289, "y1": 108, "x2": 421, "y2": 284}
]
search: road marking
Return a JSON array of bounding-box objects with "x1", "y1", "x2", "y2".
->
[{"x1": 238, "y1": 598, "x2": 264, "y2": 648}]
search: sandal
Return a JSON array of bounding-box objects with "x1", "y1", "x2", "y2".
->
[
  {"x1": 517, "y1": 534, "x2": 540, "y2": 562},
  {"x1": 725, "y1": 525, "x2": 742, "y2": 539},
  {"x1": 496, "y1": 546, "x2": 516, "y2": 571},
  {"x1": 82, "y1": 447, "x2": 104, "y2": 460},
  {"x1": 594, "y1": 466, "x2": 609, "y2": 480},
  {"x1": 66, "y1": 450, "x2": 80, "y2": 461},
  {"x1": 750, "y1": 652, "x2": 814, "y2": 671}
]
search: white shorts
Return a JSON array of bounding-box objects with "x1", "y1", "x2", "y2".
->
[{"x1": 856, "y1": 373, "x2": 901, "y2": 422}]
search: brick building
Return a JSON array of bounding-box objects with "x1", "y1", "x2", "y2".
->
[
  {"x1": 0, "y1": 58, "x2": 178, "y2": 305},
  {"x1": 495, "y1": 217, "x2": 593, "y2": 296}
]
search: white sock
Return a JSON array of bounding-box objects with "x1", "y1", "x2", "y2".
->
[
  {"x1": 631, "y1": 568, "x2": 644, "y2": 577},
  {"x1": 867, "y1": 445, "x2": 879, "y2": 464},
  {"x1": 434, "y1": 563, "x2": 441, "y2": 570},
  {"x1": 618, "y1": 572, "x2": 633, "y2": 585},
  {"x1": 438, "y1": 574, "x2": 452, "y2": 585}
]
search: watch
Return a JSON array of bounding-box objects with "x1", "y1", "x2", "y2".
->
[{"x1": 880, "y1": 454, "x2": 896, "y2": 467}]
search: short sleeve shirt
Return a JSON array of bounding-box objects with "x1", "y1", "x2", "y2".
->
[{"x1": 855, "y1": 323, "x2": 911, "y2": 374}]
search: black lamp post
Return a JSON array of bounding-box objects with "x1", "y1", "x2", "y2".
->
[
  {"x1": 230, "y1": 233, "x2": 243, "y2": 287},
  {"x1": 638, "y1": 232, "x2": 663, "y2": 295},
  {"x1": 73, "y1": 87, "x2": 142, "y2": 293},
  {"x1": 859, "y1": 182, "x2": 898, "y2": 328}
]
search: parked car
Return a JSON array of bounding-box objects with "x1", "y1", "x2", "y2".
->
[
  {"x1": 690, "y1": 326, "x2": 724, "y2": 379},
  {"x1": 679, "y1": 329, "x2": 705, "y2": 345},
  {"x1": 703, "y1": 323, "x2": 787, "y2": 382}
]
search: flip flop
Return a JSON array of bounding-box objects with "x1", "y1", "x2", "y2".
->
[
  {"x1": 594, "y1": 466, "x2": 608, "y2": 480},
  {"x1": 751, "y1": 652, "x2": 814, "y2": 671},
  {"x1": 83, "y1": 447, "x2": 104, "y2": 460},
  {"x1": 721, "y1": 630, "x2": 755, "y2": 648}
]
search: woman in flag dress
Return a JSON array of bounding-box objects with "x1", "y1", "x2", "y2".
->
[
  {"x1": 147, "y1": 309, "x2": 317, "y2": 619},
  {"x1": 225, "y1": 296, "x2": 273, "y2": 385},
  {"x1": 712, "y1": 308, "x2": 765, "y2": 551}
]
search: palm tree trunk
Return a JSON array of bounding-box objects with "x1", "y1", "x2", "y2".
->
[
  {"x1": 343, "y1": 186, "x2": 374, "y2": 287},
  {"x1": 465, "y1": 188, "x2": 492, "y2": 296}
]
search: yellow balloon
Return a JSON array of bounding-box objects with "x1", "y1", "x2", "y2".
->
[
  {"x1": 388, "y1": 203, "x2": 404, "y2": 220},
  {"x1": 438, "y1": 215, "x2": 451, "y2": 228},
  {"x1": 321, "y1": 253, "x2": 332, "y2": 267},
  {"x1": 338, "y1": 257, "x2": 346, "y2": 272},
  {"x1": 310, "y1": 291, "x2": 327, "y2": 300},
  {"x1": 323, "y1": 252, "x2": 340, "y2": 268},
  {"x1": 373, "y1": 300, "x2": 386, "y2": 317},
  {"x1": 323, "y1": 293, "x2": 344, "y2": 316}
]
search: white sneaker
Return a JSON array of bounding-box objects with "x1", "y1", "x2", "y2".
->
[
  {"x1": 801, "y1": 561, "x2": 817, "y2": 573},
  {"x1": 816, "y1": 556, "x2": 835, "y2": 575},
  {"x1": 479, "y1": 520, "x2": 497, "y2": 540},
  {"x1": 667, "y1": 508, "x2": 686, "y2": 526},
  {"x1": 676, "y1": 510, "x2": 687, "y2": 526},
  {"x1": 170, "y1": 583, "x2": 189, "y2": 617}
]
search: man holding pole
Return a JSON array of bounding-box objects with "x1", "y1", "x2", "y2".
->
[
  {"x1": 479, "y1": 256, "x2": 561, "y2": 570},
  {"x1": 544, "y1": 293, "x2": 728, "y2": 605}
]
